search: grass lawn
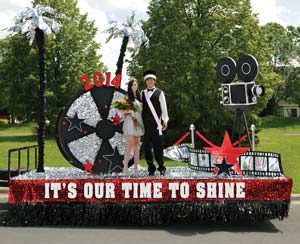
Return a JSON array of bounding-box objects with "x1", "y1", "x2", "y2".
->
[
  {"x1": 256, "y1": 116, "x2": 300, "y2": 193},
  {"x1": 0, "y1": 122, "x2": 183, "y2": 170},
  {"x1": 0, "y1": 116, "x2": 299, "y2": 193}
]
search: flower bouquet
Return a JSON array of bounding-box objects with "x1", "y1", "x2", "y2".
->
[
  {"x1": 112, "y1": 97, "x2": 140, "y2": 113},
  {"x1": 112, "y1": 97, "x2": 142, "y2": 128}
]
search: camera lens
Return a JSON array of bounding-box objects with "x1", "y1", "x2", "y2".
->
[{"x1": 252, "y1": 85, "x2": 265, "y2": 97}]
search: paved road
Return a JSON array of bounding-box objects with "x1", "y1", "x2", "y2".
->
[{"x1": 0, "y1": 203, "x2": 299, "y2": 244}]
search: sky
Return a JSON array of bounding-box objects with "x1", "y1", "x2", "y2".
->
[{"x1": 0, "y1": 0, "x2": 300, "y2": 87}]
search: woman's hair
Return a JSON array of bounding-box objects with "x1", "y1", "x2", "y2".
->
[{"x1": 127, "y1": 79, "x2": 141, "y2": 103}]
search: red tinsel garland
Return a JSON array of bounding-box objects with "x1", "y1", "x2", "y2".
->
[{"x1": 8, "y1": 178, "x2": 292, "y2": 204}]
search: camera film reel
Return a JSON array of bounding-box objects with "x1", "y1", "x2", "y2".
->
[
  {"x1": 216, "y1": 57, "x2": 236, "y2": 83},
  {"x1": 236, "y1": 54, "x2": 259, "y2": 82}
]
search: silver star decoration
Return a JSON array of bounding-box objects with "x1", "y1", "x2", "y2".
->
[
  {"x1": 65, "y1": 113, "x2": 85, "y2": 132},
  {"x1": 103, "y1": 147, "x2": 124, "y2": 173}
]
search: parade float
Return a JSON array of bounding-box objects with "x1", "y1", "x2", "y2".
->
[
  {"x1": 6, "y1": 56, "x2": 292, "y2": 225},
  {"x1": 4, "y1": 5, "x2": 292, "y2": 226}
]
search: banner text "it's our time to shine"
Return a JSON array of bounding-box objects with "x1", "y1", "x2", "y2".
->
[{"x1": 44, "y1": 181, "x2": 246, "y2": 200}]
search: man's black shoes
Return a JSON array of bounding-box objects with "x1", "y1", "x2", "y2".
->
[{"x1": 148, "y1": 170, "x2": 166, "y2": 176}]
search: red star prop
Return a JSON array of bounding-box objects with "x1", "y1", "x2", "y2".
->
[
  {"x1": 83, "y1": 160, "x2": 94, "y2": 173},
  {"x1": 204, "y1": 131, "x2": 249, "y2": 175},
  {"x1": 112, "y1": 114, "x2": 122, "y2": 126}
]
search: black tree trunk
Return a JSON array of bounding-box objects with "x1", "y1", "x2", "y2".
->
[
  {"x1": 35, "y1": 28, "x2": 46, "y2": 173},
  {"x1": 115, "y1": 35, "x2": 129, "y2": 75}
]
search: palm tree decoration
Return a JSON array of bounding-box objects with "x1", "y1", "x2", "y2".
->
[
  {"x1": 7, "y1": 4, "x2": 62, "y2": 172},
  {"x1": 105, "y1": 12, "x2": 148, "y2": 75}
]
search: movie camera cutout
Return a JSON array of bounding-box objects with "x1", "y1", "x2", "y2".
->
[{"x1": 216, "y1": 55, "x2": 265, "y2": 112}]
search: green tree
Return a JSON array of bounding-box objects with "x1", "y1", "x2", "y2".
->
[
  {"x1": 283, "y1": 67, "x2": 300, "y2": 106},
  {"x1": 279, "y1": 26, "x2": 300, "y2": 108},
  {"x1": 0, "y1": 36, "x2": 39, "y2": 121},
  {"x1": 260, "y1": 24, "x2": 300, "y2": 115},
  {"x1": 260, "y1": 23, "x2": 292, "y2": 115},
  {"x1": 128, "y1": 0, "x2": 276, "y2": 144},
  {"x1": 0, "y1": 0, "x2": 106, "y2": 132}
]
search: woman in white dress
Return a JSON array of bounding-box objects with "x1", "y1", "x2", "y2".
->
[{"x1": 122, "y1": 79, "x2": 144, "y2": 175}]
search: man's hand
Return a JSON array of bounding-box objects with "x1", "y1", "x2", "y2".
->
[{"x1": 162, "y1": 121, "x2": 168, "y2": 130}]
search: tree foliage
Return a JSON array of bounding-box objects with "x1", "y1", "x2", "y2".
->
[
  {"x1": 0, "y1": 0, "x2": 106, "y2": 131},
  {"x1": 260, "y1": 23, "x2": 300, "y2": 115},
  {"x1": 128, "y1": 0, "x2": 277, "y2": 143}
]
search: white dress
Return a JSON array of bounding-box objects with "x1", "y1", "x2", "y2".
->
[{"x1": 122, "y1": 99, "x2": 144, "y2": 136}]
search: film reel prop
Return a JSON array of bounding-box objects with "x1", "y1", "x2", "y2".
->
[
  {"x1": 56, "y1": 80, "x2": 128, "y2": 174},
  {"x1": 216, "y1": 57, "x2": 237, "y2": 84},
  {"x1": 236, "y1": 54, "x2": 259, "y2": 82}
]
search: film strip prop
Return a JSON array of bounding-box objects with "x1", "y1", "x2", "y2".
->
[
  {"x1": 188, "y1": 148, "x2": 284, "y2": 177},
  {"x1": 239, "y1": 151, "x2": 284, "y2": 177},
  {"x1": 163, "y1": 143, "x2": 190, "y2": 162},
  {"x1": 189, "y1": 148, "x2": 216, "y2": 173}
]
